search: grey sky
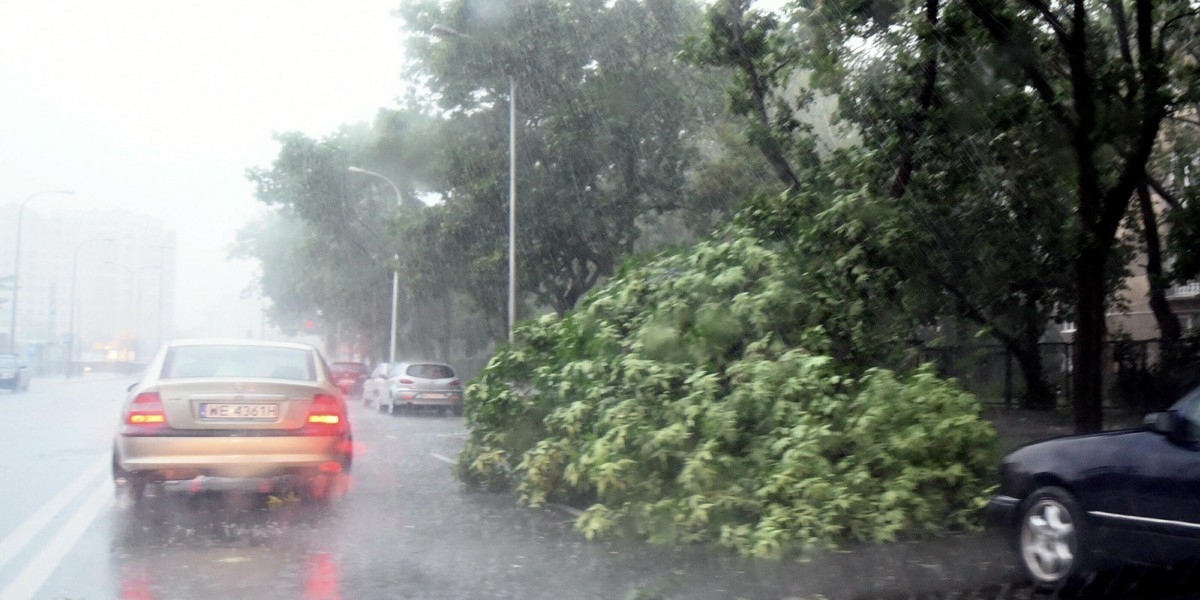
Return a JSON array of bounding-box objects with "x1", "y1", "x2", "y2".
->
[{"x1": 0, "y1": 0, "x2": 407, "y2": 334}]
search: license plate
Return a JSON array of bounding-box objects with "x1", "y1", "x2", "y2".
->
[
  {"x1": 420, "y1": 393, "x2": 447, "y2": 399},
  {"x1": 200, "y1": 403, "x2": 279, "y2": 420}
]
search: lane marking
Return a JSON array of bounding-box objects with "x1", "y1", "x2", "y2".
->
[
  {"x1": 0, "y1": 479, "x2": 113, "y2": 600},
  {"x1": 429, "y1": 453, "x2": 458, "y2": 465},
  {"x1": 0, "y1": 456, "x2": 108, "y2": 572},
  {"x1": 435, "y1": 431, "x2": 469, "y2": 438}
]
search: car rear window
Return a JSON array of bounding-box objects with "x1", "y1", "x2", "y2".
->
[
  {"x1": 162, "y1": 345, "x2": 316, "y2": 380},
  {"x1": 406, "y1": 363, "x2": 454, "y2": 379}
]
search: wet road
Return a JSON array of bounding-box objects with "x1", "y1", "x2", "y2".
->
[{"x1": 3, "y1": 374, "x2": 1168, "y2": 600}]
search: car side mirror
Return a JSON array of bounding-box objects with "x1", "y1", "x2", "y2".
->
[{"x1": 1146, "y1": 411, "x2": 1193, "y2": 441}]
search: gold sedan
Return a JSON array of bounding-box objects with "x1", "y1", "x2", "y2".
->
[{"x1": 113, "y1": 339, "x2": 353, "y2": 502}]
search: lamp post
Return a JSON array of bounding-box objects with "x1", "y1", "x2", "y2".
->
[
  {"x1": 8, "y1": 190, "x2": 75, "y2": 354},
  {"x1": 66, "y1": 237, "x2": 114, "y2": 377},
  {"x1": 430, "y1": 25, "x2": 517, "y2": 342},
  {"x1": 348, "y1": 166, "x2": 402, "y2": 364},
  {"x1": 152, "y1": 245, "x2": 174, "y2": 353}
]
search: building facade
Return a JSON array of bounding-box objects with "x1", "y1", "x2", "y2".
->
[{"x1": 0, "y1": 204, "x2": 176, "y2": 372}]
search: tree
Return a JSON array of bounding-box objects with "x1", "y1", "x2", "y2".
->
[
  {"x1": 400, "y1": 0, "x2": 721, "y2": 316},
  {"x1": 241, "y1": 123, "x2": 412, "y2": 359},
  {"x1": 694, "y1": 0, "x2": 1195, "y2": 428}
]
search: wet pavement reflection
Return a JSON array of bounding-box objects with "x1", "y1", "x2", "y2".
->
[{"x1": 4, "y1": 378, "x2": 1195, "y2": 599}]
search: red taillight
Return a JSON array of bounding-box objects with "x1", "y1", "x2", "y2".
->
[
  {"x1": 305, "y1": 394, "x2": 345, "y2": 434},
  {"x1": 126, "y1": 392, "x2": 165, "y2": 427},
  {"x1": 450, "y1": 379, "x2": 462, "y2": 388},
  {"x1": 398, "y1": 378, "x2": 414, "y2": 385}
]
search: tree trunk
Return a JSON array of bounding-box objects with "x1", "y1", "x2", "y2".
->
[
  {"x1": 1017, "y1": 291, "x2": 1055, "y2": 410},
  {"x1": 1013, "y1": 344, "x2": 1056, "y2": 410},
  {"x1": 1138, "y1": 182, "x2": 1181, "y2": 344},
  {"x1": 1073, "y1": 245, "x2": 1107, "y2": 433}
]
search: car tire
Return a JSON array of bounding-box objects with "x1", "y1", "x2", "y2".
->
[
  {"x1": 112, "y1": 455, "x2": 146, "y2": 505},
  {"x1": 452, "y1": 405, "x2": 463, "y2": 417},
  {"x1": 1017, "y1": 486, "x2": 1091, "y2": 593}
]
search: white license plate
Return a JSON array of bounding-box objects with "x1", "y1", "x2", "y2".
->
[
  {"x1": 420, "y1": 393, "x2": 447, "y2": 399},
  {"x1": 200, "y1": 403, "x2": 279, "y2": 420}
]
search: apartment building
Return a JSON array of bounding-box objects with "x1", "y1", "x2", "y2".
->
[{"x1": 0, "y1": 204, "x2": 176, "y2": 371}]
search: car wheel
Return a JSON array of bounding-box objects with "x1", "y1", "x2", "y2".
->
[
  {"x1": 1018, "y1": 486, "x2": 1090, "y2": 592},
  {"x1": 452, "y1": 405, "x2": 463, "y2": 417},
  {"x1": 112, "y1": 456, "x2": 146, "y2": 505}
]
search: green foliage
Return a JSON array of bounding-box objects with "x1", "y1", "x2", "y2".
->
[
  {"x1": 401, "y1": 0, "x2": 732, "y2": 316},
  {"x1": 459, "y1": 226, "x2": 998, "y2": 556}
]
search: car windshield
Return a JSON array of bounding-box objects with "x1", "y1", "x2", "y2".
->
[
  {"x1": 161, "y1": 345, "x2": 314, "y2": 380},
  {"x1": 3, "y1": 0, "x2": 1197, "y2": 597}
]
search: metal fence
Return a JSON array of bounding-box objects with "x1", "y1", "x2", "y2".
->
[{"x1": 920, "y1": 339, "x2": 1190, "y2": 409}]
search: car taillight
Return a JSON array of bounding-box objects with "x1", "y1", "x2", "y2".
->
[
  {"x1": 450, "y1": 379, "x2": 462, "y2": 388},
  {"x1": 126, "y1": 392, "x2": 165, "y2": 427},
  {"x1": 398, "y1": 378, "x2": 414, "y2": 384},
  {"x1": 305, "y1": 394, "x2": 345, "y2": 434}
]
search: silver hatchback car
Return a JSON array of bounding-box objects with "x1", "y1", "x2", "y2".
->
[
  {"x1": 377, "y1": 361, "x2": 463, "y2": 416},
  {"x1": 113, "y1": 339, "x2": 353, "y2": 502}
]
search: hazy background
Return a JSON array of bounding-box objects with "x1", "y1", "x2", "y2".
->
[{"x1": 0, "y1": 0, "x2": 408, "y2": 336}]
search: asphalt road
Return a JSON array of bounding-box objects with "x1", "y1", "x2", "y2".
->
[{"x1": 0, "y1": 375, "x2": 1189, "y2": 599}]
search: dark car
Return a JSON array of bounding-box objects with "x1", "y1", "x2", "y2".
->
[
  {"x1": 989, "y1": 384, "x2": 1200, "y2": 591},
  {"x1": 0, "y1": 354, "x2": 30, "y2": 393},
  {"x1": 330, "y1": 361, "x2": 369, "y2": 398}
]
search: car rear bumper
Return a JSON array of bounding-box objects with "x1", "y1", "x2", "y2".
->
[
  {"x1": 385, "y1": 392, "x2": 462, "y2": 408},
  {"x1": 116, "y1": 433, "x2": 348, "y2": 479}
]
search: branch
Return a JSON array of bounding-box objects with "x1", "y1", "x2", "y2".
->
[
  {"x1": 1099, "y1": 0, "x2": 1170, "y2": 241},
  {"x1": 890, "y1": 0, "x2": 941, "y2": 199},
  {"x1": 1107, "y1": 0, "x2": 1138, "y2": 107},
  {"x1": 722, "y1": 0, "x2": 802, "y2": 190},
  {"x1": 1160, "y1": 9, "x2": 1199, "y2": 39},
  {"x1": 963, "y1": 0, "x2": 1076, "y2": 132},
  {"x1": 927, "y1": 268, "x2": 1021, "y2": 351},
  {"x1": 1146, "y1": 173, "x2": 1181, "y2": 209},
  {"x1": 1023, "y1": 0, "x2": 1071, "y2": 48}
]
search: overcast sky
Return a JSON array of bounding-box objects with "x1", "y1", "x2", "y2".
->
[{"x1": 0, "y1": 0, "x2": 408, "y2": 335}]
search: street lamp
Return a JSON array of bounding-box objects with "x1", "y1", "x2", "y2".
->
[
  {"x1": 8, "y1": 189, "x2": 75, "y2": 353},
  {"x1": 430, "y1": 24, "x2": 517, "y2": 342},
  {"x1": 153, "y1": 245, "x2": 174, "y2": 353},
  {"x1": 66, "y1": 237, "x2": 114, "y2": 377},
  {"x1": 348, "y1": 166, "x2": 402, "y2": 364}
]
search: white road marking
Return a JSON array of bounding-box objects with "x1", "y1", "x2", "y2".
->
[
  {"x1": 0, "y1": 478, "x2": 113, "y2": 600},
  {"x1": 0, "y1": 456, "x2": 107, "y2": 572},
  {"x1": 429, "y1": 453, "x2": 458, "y2": 465},
  {"x1": 435, "y1": 431, "x2": 469, "y2": 438}
]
